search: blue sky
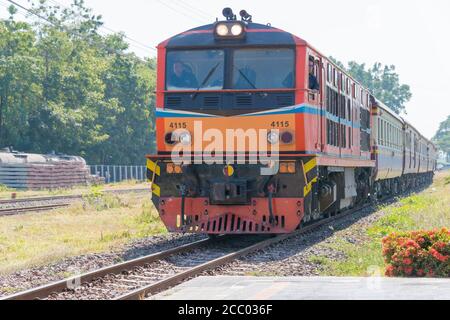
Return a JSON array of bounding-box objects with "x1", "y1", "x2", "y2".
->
[{"x1": 1, "y1": 0, "x2": 449, "y2": 139}]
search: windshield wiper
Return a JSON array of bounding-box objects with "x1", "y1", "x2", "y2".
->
[
  {"x1": 191, "y1": 62, "x2": 221, "y2": 100},
  {"x1": 235, "y1": 67, "x2": 257, "y2": 90}
]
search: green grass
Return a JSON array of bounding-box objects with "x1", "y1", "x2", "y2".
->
[
  {"x1": 310, "y1": 171, "x2": 450, "y2": 277},
  {"x1": 0, "y1": 193, "x2": 165, "y2": 275},
  {"x1": 0, "y1": 184, "x2": 13, "y2": 193}
]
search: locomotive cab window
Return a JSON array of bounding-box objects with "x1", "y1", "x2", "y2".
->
[
  {"x1": 308, "y1": 56, "x2": 320, "y2": 91},
  {"x1": 166, "y1": 50, "x2": 225, "y2": 91},
  {"x1": 232, "y1": 48, "x2": 295, "y2": 89}
]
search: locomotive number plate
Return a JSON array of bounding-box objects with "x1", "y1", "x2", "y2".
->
[{"x1": 271, "y1": 121, "x2": 290, "y2": 128}]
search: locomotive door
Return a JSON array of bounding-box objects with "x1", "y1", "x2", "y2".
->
[
  {"x1": 307, "y1": 53, "x2": 323, "y2": 152},
  {"x1": 318, "y1": 58, "x2": 324, "y2": 152}
]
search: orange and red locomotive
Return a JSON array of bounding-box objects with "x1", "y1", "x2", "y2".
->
[{"x1": 146, "y1": 8, "x2": 438, "y2": 235}]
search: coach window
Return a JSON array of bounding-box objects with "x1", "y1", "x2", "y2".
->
[
  {"x1": 388, "y1": 124, "x2": 392, "y2": 148},
  {"x1": 378, "y1": 119, "x2": 381, "y2": 144},
  {"x1": 394, "y1": 128, "x2": 397, "y2": 149},
  {"x1": 386, "y1": 123, "x2": 390, "y2": 147},
  {"x1": 391, "y1": 125, "x2": 394, "y2": 148},
  {"x1": 389, "y1": 123, "x2": 392, "y2": 147}
]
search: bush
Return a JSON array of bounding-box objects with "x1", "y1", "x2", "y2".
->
[
  {"x1": 0, "y1": 184, "x2": 12, "y2": 192},
  {"x1": 382, "y1": 228, "x2": 450, "y2": 277}
]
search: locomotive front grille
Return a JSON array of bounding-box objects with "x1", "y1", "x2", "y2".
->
[{"x1": 179, "y1": 213, "x2": 287, "y2": 234}]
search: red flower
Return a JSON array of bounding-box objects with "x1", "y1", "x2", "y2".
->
[
  {"x1": 404, "y1": 267, "x2": 413, "y2": 276},
  {"x1": 403, "y1": 258, "x2": 413, "y2": 265},
  {"x1": 382, "y1": 229, "x2": 449, "y2": 278},
  {"x1": 385, "y1": 265, "x2": 395, "y2": 277},
  {"x1": 433, "y1": 242, "x2": 446, "y2": 250},
  {"x1": 406, "y1": 240, "x2": 420, "y2": 249},
  {"x1": 430, "y1": 249, "x2": 448, "y2": 263}
]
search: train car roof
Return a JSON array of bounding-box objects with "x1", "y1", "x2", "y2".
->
[
  {"x1": 402, "y1": 119, "x2": 435, "y2": 146},
  {"x1": 374, "y1": 98, "x2": 435, "y2": 146},
  {"x1": 158, "y1": 22, "x2": 305, "y2": 49},
  {"x1": 374, "y1": 98, "x2": 404, "y2": 124}
]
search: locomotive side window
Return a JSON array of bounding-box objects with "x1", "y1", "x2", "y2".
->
[
  {"x1": 333, "y1": 68, "x2": 338, "y2": 87},
  {"x1": 308, "y1": 56, "x2": 320, "y2": 91},
  {"x1": 327, "y1": 64, "x2": 332, "y2": 83},
  {"x1": 166, "y1": 50, "x2": 225, "y2": 91},
  {"x1": 232, "y1": 48, "x2": 295, "y2": 89}
]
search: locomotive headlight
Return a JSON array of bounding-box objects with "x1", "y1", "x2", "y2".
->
[
  {"x1": 231, "y1": 24, "x2": 243, "y2": 36},
  {"x1": 267, "y1": 131, "x2": 280, "y2": 145},
  {"x1": 216, "y1": 24, "x2": 229, "y2": 36},
  {"x1": 179, "y1": 132, "x2": 192, "y2": 146},
  {"x1": 214, "y1": 22, "x2": 246, "y2": 39}
]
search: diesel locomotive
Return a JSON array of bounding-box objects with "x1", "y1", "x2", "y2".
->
[{"x1": 146, "y1": 8, "x2": 438, "y2": 235}]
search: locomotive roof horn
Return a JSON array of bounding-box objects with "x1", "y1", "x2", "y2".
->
[
  {"x1": 239, "y1": 10, "x2": 252, "y2": 22},
  {"x1": 222, "y1": 7, "x2": 237, "y2": 21}
]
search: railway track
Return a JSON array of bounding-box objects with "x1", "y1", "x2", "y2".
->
[
  {"x1": 0, "y1": 188, "x2": 150, "y2": 217},
  {"x1": 2, "y1": 201, "x2": 378, "y2": 301},
  {"x1": 0, "y1": 204, "x2": 71, "y2": 217}
]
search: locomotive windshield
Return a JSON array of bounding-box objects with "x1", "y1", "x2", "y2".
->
[
  {"x1": 166, "y1": 48, "x2": 295, "y2": 91},
  {"x1": 232, "y1": 48, "x2": 295, "y2": 89},
  {"x1": 166, "y1": 50, "x2": 225, "y2": 91}
]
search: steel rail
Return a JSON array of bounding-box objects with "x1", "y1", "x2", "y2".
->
[
  {"x1": 1, "y1": 238, "x2": 214, "y2": 301},
  {"x1": 116, "y1": 202, "x2": 376, "y2": 300},
  {"x1": 0, "y1": 188, "x2": 150, "y2": 205},
  {"x1": 0, "y1": 204, "x2": 71, "y2": 217}
]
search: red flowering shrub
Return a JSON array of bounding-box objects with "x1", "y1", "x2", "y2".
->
[{"x1": 382, "y1": 228, "x2": 450, "y2": 277}]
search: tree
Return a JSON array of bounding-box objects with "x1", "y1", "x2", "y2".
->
[
  {"x1": 433, "y1": 116, "x2": 450, "y2": 162},
  {"x1": 330, "y1": 57, "x2": 412, "y2": 115},
  {"x1": 0, "y1": 0, "x2": 156, "y2": 165},
  {"x1": 0, "y1": 16, "x2": 42, "y2": 146}
]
